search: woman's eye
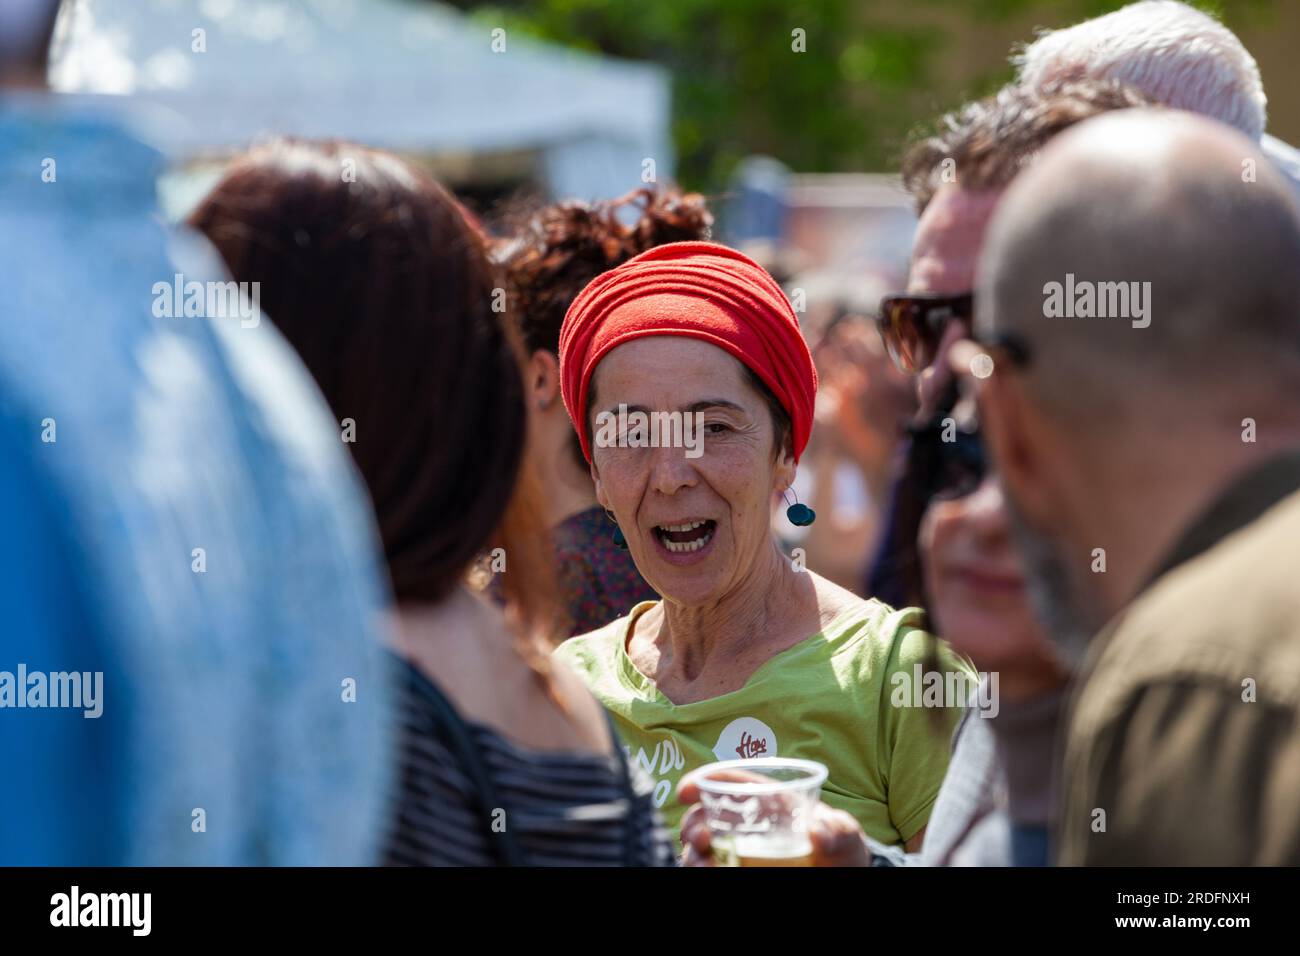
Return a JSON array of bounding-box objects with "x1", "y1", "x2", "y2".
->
[{"x1": 705, "y1": 422, "x2": 730, "y2": 434}]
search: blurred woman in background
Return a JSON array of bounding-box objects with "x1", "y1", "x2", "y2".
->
[
  {"x1": 910, "y1": 396, "x2": 1067, "y2": 867},
  {"x1": 191, "y1": 140, "x2": 673, "y2": 866},
  {"x1": 496, "y1": 188, "x2": 712, "y2": 636}
]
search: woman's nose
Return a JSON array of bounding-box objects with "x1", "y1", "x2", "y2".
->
[
  {"x1": 963, "y1": 478, "x2": 1012, "y2": 539},
  {"x1": 647, "y1": 443, "x2": 698, "y2": 496}
]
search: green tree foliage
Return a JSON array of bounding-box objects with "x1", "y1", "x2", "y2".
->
[{"x1": 439, "y1": 0, "x2": 1277, "y2": 191}]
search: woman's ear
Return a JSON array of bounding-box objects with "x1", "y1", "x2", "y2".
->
[
  {"x1": 528, "y1": 349, "x2": 561, "y2": 410},
  {"x1": 774, "y1": 442, "x2": 798, "y2": 498}
]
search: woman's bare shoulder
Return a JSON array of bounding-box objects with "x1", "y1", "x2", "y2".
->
[{"x1": 808, "y1": 571, "x2": 873, "y2": 629}]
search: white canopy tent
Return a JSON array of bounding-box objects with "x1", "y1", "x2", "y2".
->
[{"x1": 50, "y1": 0, "x2": 673, "y2": 206}]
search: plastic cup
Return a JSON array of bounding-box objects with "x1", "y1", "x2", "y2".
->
[{"x1": 690, "y1": 757, "x2": 829, "y2": 867}]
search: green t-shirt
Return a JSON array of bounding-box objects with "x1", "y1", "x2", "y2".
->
[{"x1": 556, "y1": 599, "x2": 972, "y2": 846}]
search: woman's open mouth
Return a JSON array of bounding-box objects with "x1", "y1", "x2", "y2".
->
[{"x1": 653, "y1": 519, "x2": 717, "y2": 554}]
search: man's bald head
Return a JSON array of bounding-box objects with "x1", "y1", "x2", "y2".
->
[{"x1": 978, "y1": 109, "x2": 1300, "y2": 433}]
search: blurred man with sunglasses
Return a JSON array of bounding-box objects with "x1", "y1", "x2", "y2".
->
[
  {"x1": 972, "y1": 110, "x2": 1300, "y2": 865},
  {"x1": 869, "y1": 79, "x2": 1166, "y2": 867},
  {"x1": 867, "y1": 81, "x2": 1153, "y2": 611}
]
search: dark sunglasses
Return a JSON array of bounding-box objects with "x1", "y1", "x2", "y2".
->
[
  {"x1": 909, "y1": 413, "x2": 986, "y2": 502},
  {"x1": 876, "y1": 292, "x2": 974, "y2": 373}
]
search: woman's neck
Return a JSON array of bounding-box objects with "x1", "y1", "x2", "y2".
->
[
  {"x1": 649, "y1": 538, "x2": 807, "y2": 681},
  {"x1": 392, "y1": 584, "x2": 479, "y2": 648}
]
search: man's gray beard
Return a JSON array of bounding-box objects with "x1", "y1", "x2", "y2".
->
[{"x1": 1000, "y1": 490, "x2": 1103, "y2": 672}]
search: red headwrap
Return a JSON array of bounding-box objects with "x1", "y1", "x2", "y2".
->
[{"x1": 559, "y1": 241, "x2": 817, "y2": 463}]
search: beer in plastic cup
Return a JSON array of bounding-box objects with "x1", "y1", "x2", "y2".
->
[{"x1": 691, "y1": 757, "x2": 828, "y2": 867}]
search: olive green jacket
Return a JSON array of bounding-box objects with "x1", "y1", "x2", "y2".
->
[{"x1": 1059, "y1": 451, "x2": 1300, "y2": 865}]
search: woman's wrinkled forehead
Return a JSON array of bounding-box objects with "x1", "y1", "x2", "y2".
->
[{"x1": 588, "y1": 336, "x2": 753, "y2": 408}]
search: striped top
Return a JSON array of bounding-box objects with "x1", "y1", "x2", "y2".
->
[{"x1": 384, "y1": 657, "x2": 675, "y2": 866}]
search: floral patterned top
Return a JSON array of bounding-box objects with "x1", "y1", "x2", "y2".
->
[{"x1": 554, "y1": 506, "x2": 658, "y2": 637}]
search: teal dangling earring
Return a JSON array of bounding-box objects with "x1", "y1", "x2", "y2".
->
[
  {"x1": 606, "y1": 509, "x2": 629, "y2": 549},
  {"x1": 784, "y1": 488, "x2": 816, "y2": 527}
]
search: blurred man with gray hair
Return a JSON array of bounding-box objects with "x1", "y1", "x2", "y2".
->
[
  {"x1": 972, "y1": 109, "x2": 1300, "y2": 864},
  {"x1": 1015, "y1": 0, "x2": 1300, "y2": 196}
]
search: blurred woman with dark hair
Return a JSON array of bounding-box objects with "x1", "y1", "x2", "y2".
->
[
  {"x1": 495, "y1": 188, "x2": 713, "y2": 635},
  {"x1": 191, "y1": 140, "x2": 672, "y2": 866}
]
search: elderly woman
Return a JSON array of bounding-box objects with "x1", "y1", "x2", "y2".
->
[{"x1": 555, "y1": 242, "x2": 970, "y2": 849}]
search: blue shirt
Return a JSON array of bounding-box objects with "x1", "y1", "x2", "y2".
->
[{"x1": 0, "y1": 95, "x2": 396, "y2": 865}]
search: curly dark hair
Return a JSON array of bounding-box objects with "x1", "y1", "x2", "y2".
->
[{"x1": 495, "y1": 187, "x2": 714, "y2": 358}]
